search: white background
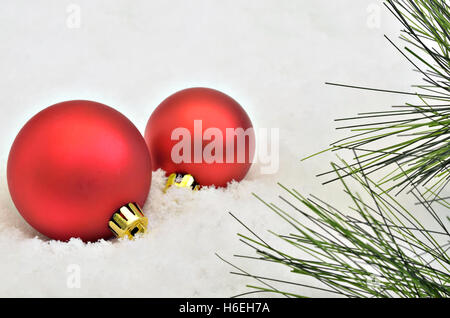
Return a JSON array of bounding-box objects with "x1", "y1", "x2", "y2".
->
[{"x1": 0, "y1": 0, "x2": 428, "y2": 297}]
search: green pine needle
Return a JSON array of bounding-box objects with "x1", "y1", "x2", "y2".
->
[
  {"x1": 305, "y1": 0, "x2": 450, "y2": 198},
  {"x1": 224, "y1": 157, "x2": 450, "y2": 297},
  {"x1": 222, "y1": 0, "x2": 450, "y2": 298}
]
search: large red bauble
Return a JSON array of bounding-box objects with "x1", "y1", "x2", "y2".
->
[
  {"x1": 7, "y1": 100, "x2": 152, "y2": 242},
  {"x1": 144, "y1": 87, "x2": 254, "y2": 187}
]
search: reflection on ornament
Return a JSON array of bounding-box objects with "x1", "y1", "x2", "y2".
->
[
  {"x1": 108, "y1": 202, "x2": 148, "y2": 240},
  {"x1": 164, "y1": 173, "x2": 200, "y2": 192}
]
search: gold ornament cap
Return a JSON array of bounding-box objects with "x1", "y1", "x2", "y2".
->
[
  {"x1": 108, "y1": 202, "x2": 148, "y2": 239},
  {"x1": 164, "y1": 173, "x2": 200, "y2": 192}
]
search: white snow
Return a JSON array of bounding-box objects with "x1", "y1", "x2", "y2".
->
[{"x1": 0, "y1": 0, "x2": 427, "y2": 297}]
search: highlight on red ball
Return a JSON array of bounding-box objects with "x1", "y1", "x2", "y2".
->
[{"x1": 145, "y1": 87, "x2": 279, "y2": 188}]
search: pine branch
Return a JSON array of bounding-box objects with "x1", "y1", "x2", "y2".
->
[
  {"x1": 225, "y1": 157, "x2": 450, "y2": 297},
  {"x1": 304, "y1": 0, "x2": 450, "y2": 197},
  {"x1": 224, "y1": 1, "x2": 450, "y2": 297}
]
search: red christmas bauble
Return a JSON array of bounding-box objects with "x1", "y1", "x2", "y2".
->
[
  {"x1": 144, "y1": 87, "x2": 254, "y2": 187},
  {"x1": 7, "y1": 100, "x2": 152, "y2": 242}
]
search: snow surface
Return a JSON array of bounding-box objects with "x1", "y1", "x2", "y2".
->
[{"x1": 0, "y1": 0, "x2": 428, "y2": 297}]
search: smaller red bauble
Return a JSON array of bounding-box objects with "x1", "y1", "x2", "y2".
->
[
  {"x1": 7, "y1": 100, "x2": 152, "y2": 242},
  {"x1": 144, "y1": 87, "x2": 255, "y2": 187}
]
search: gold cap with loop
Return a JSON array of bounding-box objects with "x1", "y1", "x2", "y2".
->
[
  {"x1": 108, "y1": 202, "x2": 148, "y2": 239},
  {"x1": 164, "y1": 173, "x2": 200, "y2": 192}
]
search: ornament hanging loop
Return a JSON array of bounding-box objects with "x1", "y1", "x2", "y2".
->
[{"x1": 108, "y1": 203, "x2": 148, "y2": 239}]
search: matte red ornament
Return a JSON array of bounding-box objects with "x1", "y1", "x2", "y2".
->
[
  {"x1": 7, "y1": 100, "x2": 152, "y2": 242},
  {"x1": 144, "y1": 87, "x2": 254, "y2": 188}
]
